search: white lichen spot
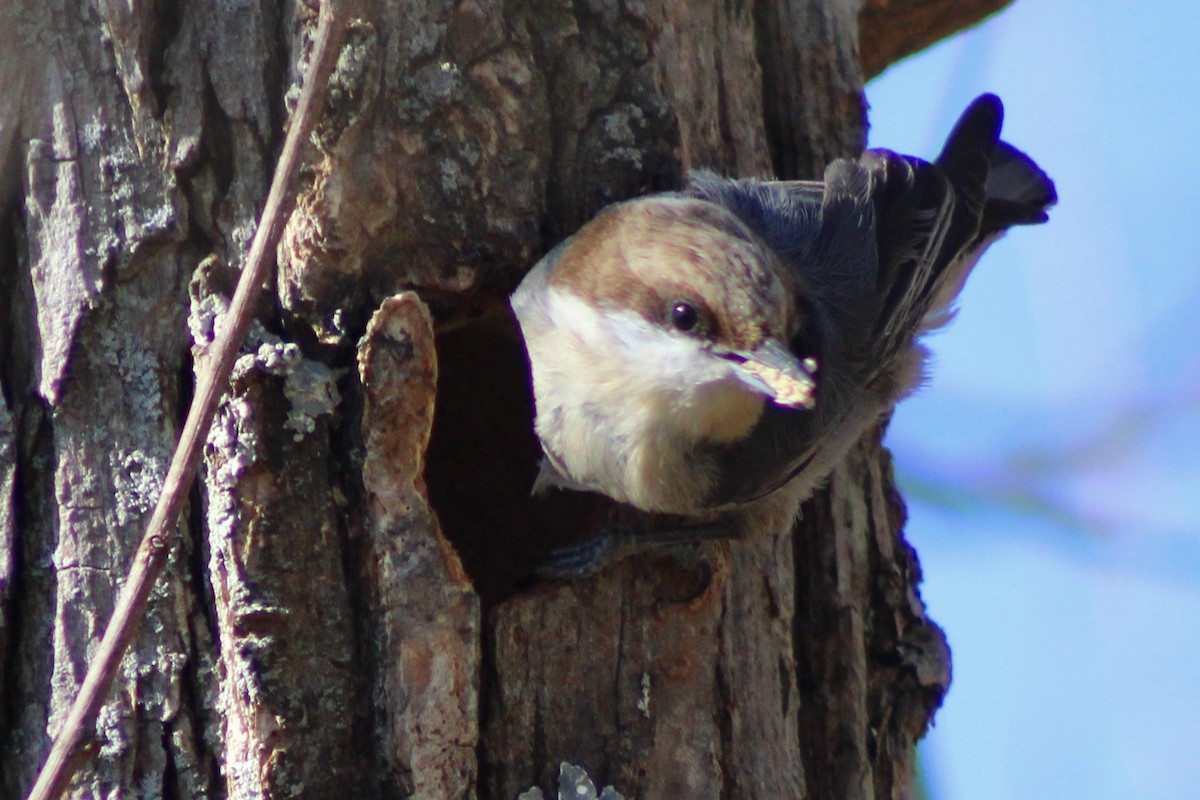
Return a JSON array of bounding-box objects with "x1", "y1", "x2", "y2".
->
[
  {"x1": 96, "y1": 321, "x2": 165, "y2": 420},
  {"x1": 283, "y1": 358, "x2": 339, "y2": 439},
  {"x1": 111, "y1": 449, "x2": 165, "y2": 526},
  {"x1": 441, "y1": 158, "x2": 465, "y2": 193},
  {"x1": 637, "y1": 672, "x2": 651, "y2": 718},
  {"x1": 188, "y1": 291, "x2": 229, "y2": 346},
  {"x1": 227, "y1": 338, "x2": 342, "y2": 440},
  {"x1": 330, "y1": 308, "x2": 350, "y2": 339},
  {"x1": 253, "y1": 340, "x2": 300, "y2": 373},
  {"x1": 79, "y1": 115, "x2": 106, "y2": 150},
  {"x1": 141, "y1": 204, "x2": 176, "y2": 237},
  {"x1": 208, "y1": 396, "x2": 260, "y2": 485},
  {"x1": 549, "y1": 763, "x2": 625, "y2": 800},
  {"x1": 95, "y1": 701, "x2": 131, "y2": 759}
]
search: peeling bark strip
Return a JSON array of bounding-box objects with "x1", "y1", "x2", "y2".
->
[
  {"x1": 202, "y1": 328, "x2": 359, "y2": 798},
  {"x1": 358, "y1": 294, "x2": 480, "y2": 798},
  {"x1": 0, "y1": 0, "x2": 977, "y2": 796}
]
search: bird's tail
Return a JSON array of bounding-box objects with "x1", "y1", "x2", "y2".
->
[
  {"x1": 936, "y1": 93, "x2": 1058, "y2": 241},
  {"x1": 980, "y1": 140, "x2": 1058, "y2": 234},
  {"x1": 915, "y1": 95, "x2": 1058, "y2": 333}
]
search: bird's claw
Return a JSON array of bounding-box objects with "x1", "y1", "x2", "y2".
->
[{"x1": 535, "y1": 527, "x2": 633, "y2": 579}]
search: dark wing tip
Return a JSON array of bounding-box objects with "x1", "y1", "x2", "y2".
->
[
  {"x1": 983, "y1": 140, "x2": 1058, "y2": 229},
  {"x1": 933, "y1": 94, "x2": 1007, "y2": 224},
  {"x1": 935, "y1": 94, "x2": 1004, "y2": 182},
  {"x1": 940, "y1": 94, "x2": 1057, "y2": 234}
]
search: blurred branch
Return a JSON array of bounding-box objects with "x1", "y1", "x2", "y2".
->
[
  {"x1": 859, "y1": 0, "x2": 1013, "y2": 80},
  {"x1": 896, "y1": 388, "x2": 1200, "y2": 538},
  {"x1": 897, "y1": 464, "x2": 1100, "y2": 537}
]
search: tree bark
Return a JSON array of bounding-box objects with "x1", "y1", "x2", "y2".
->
[{"x1": 0, "y1": 0, "x2": 975, "y2": 797}]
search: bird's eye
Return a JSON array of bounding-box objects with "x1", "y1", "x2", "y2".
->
[{"x1": 669, "y1": 301, "x2": 700, "y2": 332}]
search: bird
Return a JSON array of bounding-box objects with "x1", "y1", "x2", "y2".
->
[{"x1": 510, "y1": 94, "x2": 1056, "y2": 576}]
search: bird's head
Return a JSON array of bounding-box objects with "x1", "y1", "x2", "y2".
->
[{"x1": 523, "y1": 196, "x2": 818, "y2": 448}]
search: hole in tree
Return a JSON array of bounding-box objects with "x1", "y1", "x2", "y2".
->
[{"x1": 424, "y1": 309, "x2": 608, "y2": 607}]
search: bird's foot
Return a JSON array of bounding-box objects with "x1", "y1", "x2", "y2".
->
[{"x1": 534, "y1": 521, "x2": 732, "y2": 580}]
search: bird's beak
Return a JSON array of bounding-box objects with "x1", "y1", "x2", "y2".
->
[{"x1": 719, "y1": 340, "x2": 817, "y2": 410}]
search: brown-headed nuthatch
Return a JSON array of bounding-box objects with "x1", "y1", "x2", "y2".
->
[{"x1": 512, "y1": 94, "x2": 1056, "y2": 576}]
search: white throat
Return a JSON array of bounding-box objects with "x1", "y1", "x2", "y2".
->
[{"x1": 513, "y1": 280, "x2": 766, "y2": 513}]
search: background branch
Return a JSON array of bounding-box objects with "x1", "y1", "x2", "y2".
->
[{"x1": 859, "y1": 0, "x2": 1014, "y2": 79}]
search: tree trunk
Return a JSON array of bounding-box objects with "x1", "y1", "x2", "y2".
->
[{"x1": 0, "y1": 0, "x2": 1003, "y2": 797}]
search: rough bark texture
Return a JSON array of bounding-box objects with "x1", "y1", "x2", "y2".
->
[
  {"x1": 792, "y1": 433, "x2": 951, "y2": 800},
  {"x1": 358, "y1": 294, "x2": 479, "y2": 798},
  {"x1": 0, "y1": 0, "x2": 979, "y2": 797}
]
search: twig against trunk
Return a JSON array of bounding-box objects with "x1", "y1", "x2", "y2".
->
[{"x1": 24, "y1": 4, "x2": 348, "y2": 799}]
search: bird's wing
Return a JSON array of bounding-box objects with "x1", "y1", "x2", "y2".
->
[{"x1": 687, "y1": 96, "x2": 1058, "y2": 510}]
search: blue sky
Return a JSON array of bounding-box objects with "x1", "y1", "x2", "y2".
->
[{"x1": 867, "y1": 2, "x2": 1200, "y2": 798}]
